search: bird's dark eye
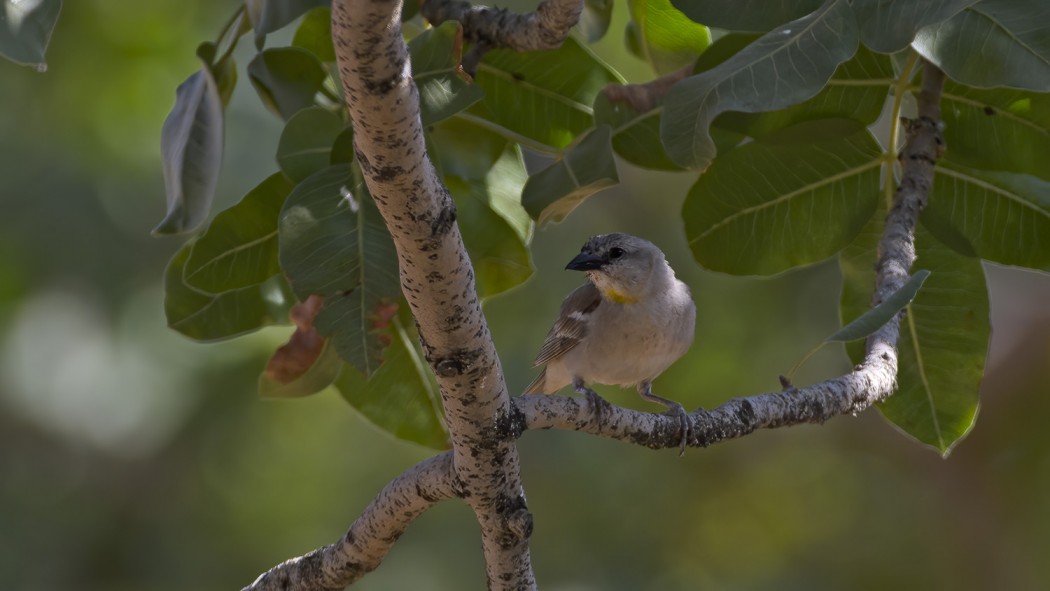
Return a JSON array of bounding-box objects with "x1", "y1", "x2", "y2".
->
[{"x1": 608, "y1": 247, "x2": 625, "y2": 259}]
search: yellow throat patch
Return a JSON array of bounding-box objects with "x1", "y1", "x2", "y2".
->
[{"x1": 601, "y1": 287, "x2": 639, "y2": 305}]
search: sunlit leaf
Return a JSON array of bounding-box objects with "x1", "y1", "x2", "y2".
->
[
  {"x1": 276, "y1": 107, "x2": 345, "y2": 182},
  {"x1": 841, "y1": 204, "x2": 987, "y2": 455},
  {"x1": 923, "y1": 161, "x2": 1050, "y2": 270},
  {"x1": 853, "y1": 0, "x2": 977, "y2": 54},
  {"x1": 0, "y1": 0, "x2": 61, "y2": 69},
  {"x1": 336, "y1": 313, "x2": 448, "y2": 449},
  {"x1": 278, "y1": 165, "x2": 402, "y2": 376},
  {"x1": 292, "y1": 6, "x2": 335, "y2": 62},
  {"x1": 521, "y1": 125, "x2": 619, "y2": 225},
  {"x1": 183, "y1": 173, "x2": 293, "y2": 292},
  {"x1": 626, "y1": 0, "x2": 711, "y2": 75},
  {"x1": 670, "y1": 0, "x2": 822, "y2": 33},
  {"x1": 165, "y1": 243, "x2": 291, "y2": 341},
  {"x1": 683, "y1": 124, "x2": 881, "y2": 275},
  {"x1": 471, "y1": 37, "x2": 623, "y2": 150},
  {"x1": 154, "y1": 64, "x2": 225, "y2": 235},
  {"x1": 247, "y1": 47, "x2": 327, "y2": 120},
  {"x1": 941, "y1": 82, "x2": 1050, "y2": 182},
  {"x1": 661, "y1": 0, "x2": 859, "y2": 170},
  {"x1": 408, "y1": 22, "x2": 485, "y2": 126},
  {"x1": 913, "y1": 0, "x2": 1050, "y2": 91}
]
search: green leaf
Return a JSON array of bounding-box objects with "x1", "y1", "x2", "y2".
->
[
  {"x1": 841, "y1": 206, "x2": 987, "y2": 455},
  {"x1": 521, "y1": 125, "x2": 619, "y2": 225},
  {"x1": 661, "y1": 0, "x2": 859, "y2": 170},
  {"x1": 329, "y1": 127, "x2": 355, "y2": 164},
  {"x1": 259, "y1": 339, "x2": 342, "y2": 399},
  {"x1": 670, "y1": 0, "x2": 822, "y2": 33},
  {"x1": 154, "y1": 64, "x2": 226, "y2": 235},
  {"x1": 292, "y1": 6, "x2": 335, "y2": 62},
  {"x1": 183, "y1": 173, "x2": 293, "y2": 292},
  {"x1": 165, "y1": 243, "x2": 291, "y2": 341},
  {"x1": 0, "y1": 0, "x2": 61, "y2": 69},
  {"x1": 828, "y1": 270, "x2": 930, "y2": 342},
  {"x1": 471, "y1": 36, "x2": 623, "y2": 150},
  {"x1": 716, "y1": 45, "x2": 893, "y2": 139},
  {"x1": 941, "y1": 82, "x2": 1050, "y2": 182},
  {"x1": 247, "y1": 47, "x2": 328, "y2": 120},
  {"x1": 626, "y1": 0, "x2": 711, "y2": 75},
  {"x1": 923, "y1": 161, "x2": 1050, "y2": 270},
  {"x1": 409, "y1": 22, "x2": 485, "y2": 127},
  {"x1": 276, "y1": 106, "x2": 345, "y2": 182},
  {"x1": 247, "y1": 0, "x2": 330, "y2": 46},
  {"x1": 278, "y1": 165, "x2": 402, "y2": 376},
  {"x1": 577, "y1": 0, "x2": 614, "y2": 43},
  {"x1": 428, "y1": 118, "x2": 532, "y2": 240},
  {"x1": 913, "y1": 0, "x2": 1050, "y2": 91},
  {"x1": 853, "y1": 0, "x2": 977, "y2": 54},
  {"x1": 683, "y1": 125, "x2": 882, "y2": 275},
  {"x1": 336, "y1": 314, "x2": 448, "y2": 449}
]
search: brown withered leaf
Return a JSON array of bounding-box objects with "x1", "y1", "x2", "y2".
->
[{"x1": 265, "y1": 295, "x2": 326, "y2": 384}]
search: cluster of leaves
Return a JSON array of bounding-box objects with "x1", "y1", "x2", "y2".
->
[
  {"x1": 11, "y1": 1, "x2": 1045, "y2": 454},
  {"x1": 154, "y1": 0, "x2": 1047, "y2": 455}
]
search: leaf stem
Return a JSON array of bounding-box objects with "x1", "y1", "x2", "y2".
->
[{"x1": 884, "y1": 52, "x2": 919, "y2": 209}]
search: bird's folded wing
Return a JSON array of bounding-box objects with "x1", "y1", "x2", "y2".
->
[{"x1": 532, "y1": 282, "x2": 601, "y2": 366}]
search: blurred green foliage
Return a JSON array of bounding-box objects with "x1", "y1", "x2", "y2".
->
[{"x1": 1, "y1": 2, "x2": 1050, "y2": 590}]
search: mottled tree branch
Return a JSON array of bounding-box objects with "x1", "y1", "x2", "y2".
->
[
  {"x1": 242, "y1": 45, "x2": 947, "y2": 591},
  {"x1": 421, "y1": 0, "x2": 582, "y2": 52},
  {"x1": 244, "y1": 454, "x2": 455, "y2": 591},
  {"x1": 602, "y1": 63, "x2": 694, "y2": 113}
]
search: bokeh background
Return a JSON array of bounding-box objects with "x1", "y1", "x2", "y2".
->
[{"x1": 2, "y1": 2, "x2": 1049, "y2": 590}]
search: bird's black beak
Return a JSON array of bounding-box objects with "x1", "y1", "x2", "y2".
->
[{"x1": 565, "y1": 252, "x2": 605, "y2": 271}]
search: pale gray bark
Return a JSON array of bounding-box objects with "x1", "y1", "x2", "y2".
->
[{"x1": 242, "y1": 0, "x2": 947, "y2": 581}]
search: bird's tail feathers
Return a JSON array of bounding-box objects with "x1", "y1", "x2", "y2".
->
[{"x1": 524, "y1": 368, "x2": 548, "y2": 395}]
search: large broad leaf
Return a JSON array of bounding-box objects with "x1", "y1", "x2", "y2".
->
[
  {"x1": 661, "y1": 0, "x2": 859, "y2": 170},
  {"x1": 470, "y1": 36, "x2": 623, "y2": 151},
  {"x1": 577, "y1": 0, "x2": 614, "y2": 43},
  {"x1": 165, "y1": 243, "x2": 291, "y2": 341},
  {"x1": 854, "y1": 0, "x2": 977, "y2": 54},
  {"x1": 408, "y1": 22, "x2": 485, "y2": 127},
  {"x1": 0, "y1": 0, "x2": 61, "y2": 69},
  {"x1": 154, "y1": 62, "x2": 226, "y2": 235},
  {"x1": 683, "y1": 124, "x2": 882, "y2": 275},
  {"x1": 278, "y1": 165, "x2": 402, "y2": 376},
  {"x1": 670, "y1": 0, "x2": 822, "y2": 33},
  {"x1": 247, "y1": 47, "x2": 327, "y2": 120},
  {"x1": 913, "y1": 0, "x2": 1050, "y2": 92},
  {"x1": 336, "y1": 313, "x2": 448, "y2": 450},
  {"x1": 716, "y1": 45, "x2": 894, "y2": 139},
  {"x1": 841, "y1": 205, "x2": 987, "y2": 456},
  {"x1": 246, "y1": 0, "x2": 330, "y2": 46},
  {"x1": 276, "y1": 106, "x2": 345, "y2": 182},
  {"x1": 292, "y1": 6, "x2": 335, "y2": 62},
  {"x1": 923, "y1": 161, "x2": 1050, "y2": 270},
  {"x1": 941, "y1": 82, "x2": 1050, "y2": 182},
  {"x1": 626, "y1": 0, "x2": 711, "y2": 75},
  {"x1": 183, "y1": 173, "x2": 293, "y2": 292},
  {"x1": 521, "y1": 125, "x2": 619, "y2": 225}
]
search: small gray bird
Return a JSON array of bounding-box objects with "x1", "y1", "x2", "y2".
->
[{"x1": 526, "y1": 233, "x2": 696, "y2": 452}]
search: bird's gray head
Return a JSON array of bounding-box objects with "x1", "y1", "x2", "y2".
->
[{"x1": 565, "y1": 233, "x2": 668, "y2": 303}]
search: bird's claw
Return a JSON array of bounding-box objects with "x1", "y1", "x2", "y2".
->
[
  {"x1": 662, "y1": 403, "x2": 691, "y2": 456},
  {"x1": 585, "y1": 389, "x2": 605, "y2": 430}
]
